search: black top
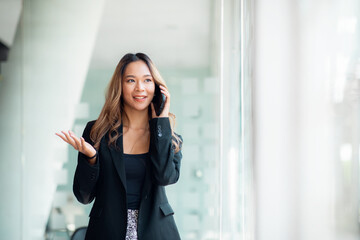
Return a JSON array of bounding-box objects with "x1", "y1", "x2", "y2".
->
[{"x1": 123, "y1": 152, "x2": 148, "y2": 209}]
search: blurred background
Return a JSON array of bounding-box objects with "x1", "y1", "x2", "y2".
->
[{"x1": 0, "y1": 0, "x2": 360, "y2": 240}]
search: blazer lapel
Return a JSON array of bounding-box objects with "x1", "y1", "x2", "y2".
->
[
  {"x1": 107, "y1": 124, "x2": 127, "y2": 192},
  {"x1": 103, "y1": 123, "x2": 152, "y2": 199}
]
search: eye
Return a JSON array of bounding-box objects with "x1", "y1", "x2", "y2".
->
[
  {"x1": 145, "y1": 78, "x2": 152, "y2": 82},
  {"x1": 127, "y1": 79, "x2": 135, "y2": 83}
]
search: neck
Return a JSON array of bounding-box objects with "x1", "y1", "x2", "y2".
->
[{"x1": 122, "y1": 106, "x2": 150, "y2": 130}]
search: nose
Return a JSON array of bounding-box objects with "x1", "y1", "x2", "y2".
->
[{"x1": 135, "y1": 81, "x2": 145, "y2": 91}]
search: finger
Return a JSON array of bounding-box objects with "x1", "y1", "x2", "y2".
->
[
  {"x1": 69, "y1": 130, "x2": 78, "y2": 140},
  {"x1": 57, "y1": 132, "x2": 78, "y2": 149},
  {"x1": 69, "y1": 131, "x2": 81, "y2": 150},
  {"x1": 159, "y1": 86, "x2": 170, "y2": 105},
  {"x1": 61, "y1": 130, "x2": 75, "y2": 145},
  {"x1": 64, "y1": 130, "x2": 78, "y2": 150},
  {"x1": 55, "y1": 132, "x2": 70, "y2": 143},
  {"x1": 159, "y1": 87, "x2": 170, "y2": 115},
  {"x1": 160, "y1": 90, "x2": 170, "y2": 99},
  {"x1": 159, "y1": 85, "x2": 170, "y2": 98}
]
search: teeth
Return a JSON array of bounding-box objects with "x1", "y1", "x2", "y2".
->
[{"x1": 134, "y1": 97, "x2": 145, "y2": 99}]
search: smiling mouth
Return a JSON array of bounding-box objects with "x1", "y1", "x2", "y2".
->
[{"x1": 134, "y1": 96, "x2": 146, "y2": 99}]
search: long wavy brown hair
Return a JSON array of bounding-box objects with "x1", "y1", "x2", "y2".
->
[{"x1": 90, "y1": 53, "x2": 182, "y2": 153}]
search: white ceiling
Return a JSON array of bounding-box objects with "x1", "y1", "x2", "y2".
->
[{"x1": 89, "y1": 0, "x2": 214, "y2": 69}]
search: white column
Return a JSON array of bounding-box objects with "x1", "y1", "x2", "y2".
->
[
  {"x1": 254, "y1": 1, "x2": 300, "y2": 239},
  {"x1": 254, "y1": 0, "x2": 359, "y2": 240},
  {"x1": 0, "y1": 0, "x2": 105, "y2": 239}
]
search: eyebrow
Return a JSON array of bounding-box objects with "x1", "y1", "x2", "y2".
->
[{"x1": 125, "y1": 74, "x2": 152, "y2": 78}]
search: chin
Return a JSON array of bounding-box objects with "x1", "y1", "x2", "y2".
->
[{"x1": 131, "y1": 104, "x2": 151, "y2": 112}]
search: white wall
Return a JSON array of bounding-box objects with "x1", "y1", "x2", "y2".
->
[
  {"x1": 0, "y1": 0, "x2": 104, "y2": 239},
  {"x1": 0, "y1": 16, "x2": 23, "y2": 240}
]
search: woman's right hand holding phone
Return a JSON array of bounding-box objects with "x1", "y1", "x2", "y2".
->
[{"x1": 55, "y1": 130, "x2": 97, "y2": 165}]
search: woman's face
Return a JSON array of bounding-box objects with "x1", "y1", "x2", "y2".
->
[{"x1": 122, "y1": 60, "x2": 155, "y2": 113}]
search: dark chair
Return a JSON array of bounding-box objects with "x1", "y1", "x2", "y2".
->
[{"x1": 71, "y1": 226, "x2": 87, "y2": 240}]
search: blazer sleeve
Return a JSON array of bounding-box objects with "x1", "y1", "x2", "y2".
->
[
  {"x1": 73, "y1": 120, "x2": 99, "y2": 204},
  {"x1": 149, "y1": 117, "x2": 183, "y2": 186}
]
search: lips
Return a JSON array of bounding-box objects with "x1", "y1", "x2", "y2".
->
[
  {"x1": 133, "y1": 95, "x2": 147, "y2": 102},
  {"x1": 133, "y1": 95, "x2": 147, "y2": 99}
]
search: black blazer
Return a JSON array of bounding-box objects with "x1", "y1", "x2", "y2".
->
[{"x1": 73, "y1": 117, "x2": 183, "y2": 240}]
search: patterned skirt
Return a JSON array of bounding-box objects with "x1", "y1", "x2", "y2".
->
[{"x1": 125, "y1": 209, "x2": 139, "y2": 240}]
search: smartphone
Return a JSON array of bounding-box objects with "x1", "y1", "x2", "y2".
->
[{"x1": 152, "y1": 84, "x2": 166, "y2": 116}]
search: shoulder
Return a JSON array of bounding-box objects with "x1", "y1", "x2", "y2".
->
[
  {"x1": 82, "y1": 120, "x2": 97, "y2": 136},
  {"x1": 85, "y1": 120, "x2": 97, "y2": 129}
]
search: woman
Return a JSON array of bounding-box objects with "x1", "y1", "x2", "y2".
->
[{"x1": 56, "y1": 53, "x2": 183, "y2": 240}]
